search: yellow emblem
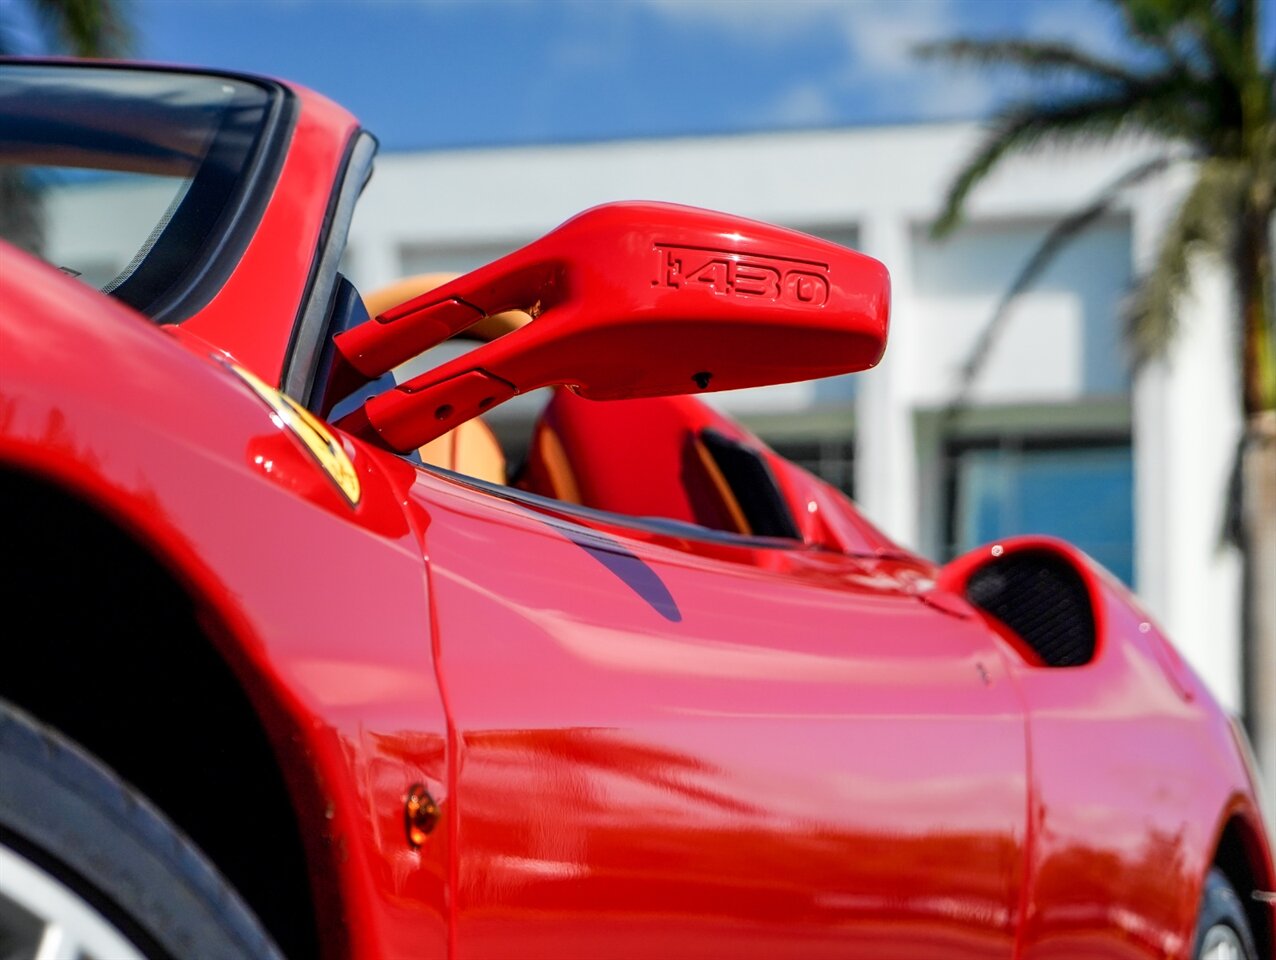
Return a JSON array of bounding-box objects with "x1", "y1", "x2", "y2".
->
[{"x1": 227, "y1": 362, "x2": 361, "y2": 506}]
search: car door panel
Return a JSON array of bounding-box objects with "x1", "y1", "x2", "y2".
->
[{"x1": 413, "y1": 469, "x2": 1028, "y2": 959}]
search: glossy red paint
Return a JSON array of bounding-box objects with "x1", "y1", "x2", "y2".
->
[
  {"x1": 409, "y1": 464, "x2": 1028, "y2": 959},
  {"x1": 181, "y1": 85, "x2": 360, "y2": 387},
  {"x1": 1, "y1": 249, "x2": 451, "y2": 958},
  {"x1": 333, "y1": 202, "x2": 889, "y2": 453},
  {"x1": 941, "y1": 538, "x2": 1276, "y2": 958},
  {"x1": 2, "y1": 59, "x2": 1273, "y2": 960}
]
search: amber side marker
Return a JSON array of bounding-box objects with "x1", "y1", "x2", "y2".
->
[{"x1": 405, "y1": 784, "x2": 440, "y2": 848}]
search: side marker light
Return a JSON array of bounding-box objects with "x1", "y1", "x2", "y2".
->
[{"x1": 405, "y1": 784, "x2": 440, "y2": 848}]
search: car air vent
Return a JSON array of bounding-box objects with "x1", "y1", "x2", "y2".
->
[
  {"x1": 698, "y1": 428, "x2": 800, "y2": 540},
  {"x1": 965, "y1": 551, "x2": 1096, "y2": 667}
]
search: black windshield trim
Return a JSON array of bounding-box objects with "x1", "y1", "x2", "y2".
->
[
  {"x1": 0, "y1": 59, "x2": 297, "y2": 324},
  {"x1": 283, "y1": 128, "x2": 377, "y2": 398}
]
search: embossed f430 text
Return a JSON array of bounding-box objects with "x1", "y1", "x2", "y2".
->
[{"x1": 653, "y1": 244, "x2": 829, "y2": 306}]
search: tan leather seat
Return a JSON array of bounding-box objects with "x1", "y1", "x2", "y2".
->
[
  {"x1": 415, "y1": 420, "x2": 507, "y2": 485},
  {"x1": 517, "y1": 389, "x2": 756, "y2": 534},
  {"x1": 362, "y1": 273, "x2": 529, "y2": 485},
  {"x1": 362, "y1": 274, "x2": 531, "y2": 342}
]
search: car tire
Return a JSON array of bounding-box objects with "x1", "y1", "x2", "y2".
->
[
  {"x1": 1193, "y1": 866, "x2": 1258, "y2": 960},
  {"x1": 0, "y1": 698, "x2": 283, "y2": 960}
]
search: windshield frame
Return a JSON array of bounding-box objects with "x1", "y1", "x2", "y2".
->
[{"x1": 0, "y1": 59, "x2": 297, "y2": 324}]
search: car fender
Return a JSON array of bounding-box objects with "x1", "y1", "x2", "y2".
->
[
  {"x1": 940, "y1": 535, "x2": 1273, "y2": 956},
  {"x1": 0, "y1": 246, "x2": 451, "y2": 957}
]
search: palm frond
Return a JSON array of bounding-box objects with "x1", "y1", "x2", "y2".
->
[
  {"x1": 1125, "y1": 158, "x2": 1245, "y2": 361},
  {"x1": 1199, "y1": 0, "x2": 1256, "y2": 63},
  {"x1": 31, "y1": 0, "x2": 130, "y2": 58},
  {"x1": 940, "y1": 154, "x2": 1179, "y2": 424},
  {"x1": 916, "y1": 38, "x2": 1149, "y2": 87},
  {"x1": 932, "y1": 84, "x2": 1197, "y2": 236},
  {"x1": 1197, "y1": 8, "x2": 1253, "y2": 83},
  {"x1": 1107, "y1": 0, "x2": 1214, "y2": 63},
  {"x1": 1218, "y1": 0, "x2": 1256, "y2": 38}
]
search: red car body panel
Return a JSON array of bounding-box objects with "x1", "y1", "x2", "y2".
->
[
  {"x1": 180, "y1": 85, "x2": 360, "y2": 386},
  {"x1": 411, "y1": 464, "x2": 1028, "y2": 959},
  {"x1": 942, "y1": 541, "x2": 1274, "y2": 957},
  {"x1": 1, "y1": 61, "x2": 1272, "y2": 960},
  {"x1": 0, "y1": 251, "x2": 452, "y2": 957}
]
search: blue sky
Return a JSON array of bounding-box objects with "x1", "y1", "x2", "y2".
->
[{"x1": 5, "y1": 0, "x2": 1274, "y2": 152}]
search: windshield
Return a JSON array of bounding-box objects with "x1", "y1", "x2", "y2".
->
[{"x1": 0, "y1": 63, "x2": 281, "y2": 320}]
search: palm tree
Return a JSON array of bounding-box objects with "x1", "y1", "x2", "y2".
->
[
  {"x1": 1, "y1": 0, "x2": 130, "y2": 58},
  {"x1": 0, "y1": 0, "x2": 131, "y2": 254},
  {"x1": 920, "y1": 0, "x2": 1274, "y2": 795}
]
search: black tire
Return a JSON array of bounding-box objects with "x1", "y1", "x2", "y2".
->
[
  {"x1": 1193, "y1": 867, "x2": 1258, "y2": 960},
  {"x1": 0, "y1": 698, "x2": 283, "y2": 960}
]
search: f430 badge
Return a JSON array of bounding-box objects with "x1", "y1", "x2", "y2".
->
[{"x1": 653, "y1": 243, "x2": 829, "y2": 307}]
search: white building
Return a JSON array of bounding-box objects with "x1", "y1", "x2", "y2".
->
[{"x1": 344, "y1": 122, "x2": 1244, "y2": 713}]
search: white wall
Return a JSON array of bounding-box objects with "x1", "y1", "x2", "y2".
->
[{"x1": 911, "y1": 217, "x2": 1133, "y2": 405}]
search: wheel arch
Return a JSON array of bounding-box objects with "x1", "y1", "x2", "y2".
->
[
  {"x1": 0, "y1": 463, "x2": 322, "y2": 959},
  {"x1": 1210, "y1": 803, "x2": 1273, "y2": 959}
]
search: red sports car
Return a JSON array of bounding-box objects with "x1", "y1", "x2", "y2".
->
[{"x1": 0, "y1": 59, "x2": 1271, "y2": 960}]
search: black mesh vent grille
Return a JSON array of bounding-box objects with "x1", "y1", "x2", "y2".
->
[{"x1": 966, "y1": 551, "x2": 1096, "y2": 667}]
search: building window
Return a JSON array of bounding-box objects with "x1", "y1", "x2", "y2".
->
[
  {"x1": 770, "y1": 438, "x2": 855, "y2": 500},
  {"x1": 944, "y1": 436, "x2": 1134, "y2": 585},
  {"x1": 911, "y1": 217, "x2": 1133, "y2": 403}
]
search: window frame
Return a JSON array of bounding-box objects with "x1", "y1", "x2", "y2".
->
[{"x1": 941, "y1": 430, "x2": 1135, "y2": 581}]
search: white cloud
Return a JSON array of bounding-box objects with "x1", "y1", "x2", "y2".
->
[
  {"x1": 765, "y1": 82, "x2": 838, "y2": 126},
  {"x1": 834, "y1": 0, "x2": 961, "y2": 73},
  {"x1": 637, "y1": 0, "x2": 1000, "y2": 120},
  {"x1": 911, "y1": 70, "x2": 1002, "y2": 119},
  {"x1": 836, "y1": 1, "x2": 1003, "y2": 120},
  {"x1": 640, "y1": 0, "x2": 960, "y2": 64},
  {"x1": 1023, "y1": 1, "x2": 1128, "y2": 58},
  {"x1": 639, "y1": 0, "x2": 856, "y2": 42}
]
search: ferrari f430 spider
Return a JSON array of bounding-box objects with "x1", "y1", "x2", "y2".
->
[{"x1": 0, "y1": 59, "x2": 1271, "y2": 960}]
